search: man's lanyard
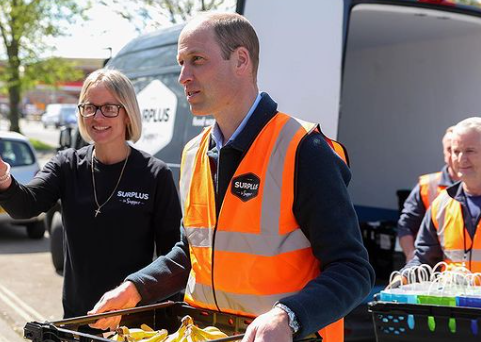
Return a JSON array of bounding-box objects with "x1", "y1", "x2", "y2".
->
[{"x1": 462, "y1": 226, "x2": 473, "y2": 268}]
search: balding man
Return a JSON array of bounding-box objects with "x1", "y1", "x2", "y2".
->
[
  {"x1": 403, "y1": 117, "x2": 481, "y2": 272},
  {"x1": 397, "y1": 127, "x2": 460, "y2": 261}
]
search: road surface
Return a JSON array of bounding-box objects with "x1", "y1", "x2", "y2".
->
[{"x1": 0, "y1": 224, "x2": 63, "y2": 341}]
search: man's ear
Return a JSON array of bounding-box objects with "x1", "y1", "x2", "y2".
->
[{"x1": 234, "y1": 46, "x2": 251, "y2": 76}]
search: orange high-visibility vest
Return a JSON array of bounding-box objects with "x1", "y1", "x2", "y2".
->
[
  {"x1": 431, "y1": 191, "x2": 481, "y2": 272},
  {"x1": 419, "y1": 172, "x2": 445, "y2": 209},
  {"x1": 179, "y1": 112, "x2": 346, "y2": 341}
]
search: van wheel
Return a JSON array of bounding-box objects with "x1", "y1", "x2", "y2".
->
[
  {"x1": 26, "y1": 220, "x2": 46, "y2": 239},
  {"x1": 50, "y1": 212, "x2": 64, "y2": 272}
]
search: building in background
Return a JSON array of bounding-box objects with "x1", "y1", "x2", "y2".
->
[{"x1": 0, "y1": 58, "x2": 104, "y2": 119}]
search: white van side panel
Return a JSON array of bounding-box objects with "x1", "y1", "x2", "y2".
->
[
  {"x1": 340, "y1": 24, "x2": 481, "y2": 212},
  {"x1": 242, "y1": 0, "x2": 344, "y2": 138}
]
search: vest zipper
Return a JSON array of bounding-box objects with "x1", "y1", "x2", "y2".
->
[
  {"x1": 211, "y1": 221, "x2": 221, "y2": 312},
  {"x1": 211, "y1": 147, "x2": 221, "y2": 312}
]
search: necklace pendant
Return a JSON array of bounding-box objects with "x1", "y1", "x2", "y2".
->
[{"x1": 95, "y1": 208, "x2": 101, "y2": 217}]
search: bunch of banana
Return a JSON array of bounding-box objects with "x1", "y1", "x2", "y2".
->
[
  {"x1": 164, "y1": 315, "x2": 228, "y2": 342},
  {"x1": 109, "y1": 323, "x2": 168, "y2": 342}
]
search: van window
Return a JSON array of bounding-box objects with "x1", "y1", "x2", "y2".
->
[
  {"x1": 130, "y1": 73, "x2": 183, "y2": 97},
  {"x1": 111, "y1": 45, "x2": 178, "y2": 73},
  {"x1": 0, "y1": 140, "x2": 35, "y2": 167}
]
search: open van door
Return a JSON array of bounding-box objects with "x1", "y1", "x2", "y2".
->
[
  {"x1": 239, "y1": 0, "x2": 345, "y2": 138},
  {"x1": 239, "y1": 0, "x2": 481, "y2": 222}
]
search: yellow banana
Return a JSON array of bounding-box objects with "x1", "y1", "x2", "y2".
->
[
  {"x1": 110, "y1": 325, "x2": 162, "y2": 341},
  {"x1": 109, "y1": 333, "x2": 125, "y2": 342},
  {"x1": 164, "y1": 317, "x2": 189, "y2": 342},
  {"x1": 192, "y1": 325, "x2": 228, "y2": 341},
  {"x1": 139, "y1": 329, "x2": 168, "y2": 342},
  {"x1": 164, "y1": 315, "x2": 229, "y2": 342},
  {"x1": 129, "y1": 328, "x2": 158, "y2": 340},
  {"x1": 141, "y1": 324, "x2": 155, "y2": 332}
]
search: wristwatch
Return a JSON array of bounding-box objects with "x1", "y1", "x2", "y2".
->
[{"x1": 275, "y1": 303, "x2": 300, "y2": 334}]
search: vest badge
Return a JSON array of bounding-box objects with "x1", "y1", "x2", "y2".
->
[{"x1": 231, "y1": 173, "x2": 260, "y2": 202}]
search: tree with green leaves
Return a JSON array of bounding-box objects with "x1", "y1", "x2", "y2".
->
[
  {"x1": 0, "y1": 0, "x2": 87, "y2": 132},
  {"x1": 150, "y1": 0, "x2": 235, "y2": 24},
  {"x1": 100, "y1": 0, "x2": 235, "y2": 32}
]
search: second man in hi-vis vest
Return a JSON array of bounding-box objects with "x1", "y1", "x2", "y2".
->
[
  {"x1": 90, "y1": 12, "x2": 374, "y2": 342},
  {"x1": 399, "y1": 117, "x2": 481, "y2": 273},
  {"x1": 397, "y1": 127, "x2": 460, "y2": 261}
]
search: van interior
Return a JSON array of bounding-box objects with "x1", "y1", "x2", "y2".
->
[{"x1": 339, "y1": 4, "x2": 481, "y2": 221}]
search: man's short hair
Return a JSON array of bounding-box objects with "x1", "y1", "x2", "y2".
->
[
  {"x1": 77, "y1": 68, "x2": 142, "y2": 143},
  {"x1": 201, "y1": 12, "x2": 260, "y2": 80},
  {"x1": 453, "y1": 117, "x2": 481, "y2": 137}
]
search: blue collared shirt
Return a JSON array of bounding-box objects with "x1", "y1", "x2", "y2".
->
[{"x1": 212, "y1": 93, "x2": 262, "y2": 149}]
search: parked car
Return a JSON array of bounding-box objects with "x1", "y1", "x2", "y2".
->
[
  {"x1": 0, "y1": 131, "x2": 46, "y2": 238},
  {"x1": 41, "y1": 104, "x2": 77, "y2": 128}
]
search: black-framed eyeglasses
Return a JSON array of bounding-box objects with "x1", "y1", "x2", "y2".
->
[{"x1": 78, "y1": 103, "x2": 124, "y2": 118}]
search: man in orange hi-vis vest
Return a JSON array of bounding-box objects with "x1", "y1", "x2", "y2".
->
[
  {"x1": 388, "y1": 118, "x2": 481, "y2": 287},
  {"x1": 397, "y1": 126, "x2": 459, "y2": 261},
  {"x1": 89, "y1": 12, "x2": 374, "y2": 342}
]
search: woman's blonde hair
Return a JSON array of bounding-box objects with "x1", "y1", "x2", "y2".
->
[{"x1": 77, "y1": 68, "x2": 142, "y2": 143}]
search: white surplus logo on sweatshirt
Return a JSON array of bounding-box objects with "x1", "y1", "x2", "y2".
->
[{"x1": 117, "y1": 190, "x2": 150, "y2": 206}]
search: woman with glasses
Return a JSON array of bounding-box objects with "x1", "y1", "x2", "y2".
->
[{"x1": 0, "y1": 69, "x2": 182, "y2": 324}]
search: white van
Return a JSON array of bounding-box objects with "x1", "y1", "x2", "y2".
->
[
  {"x1": 102, "y1": 0, "x2": 481, "y2": 224},
  {"x1": 241, "y1": 0, "x2": 481, "y2": 223},
  {"x1": 41, "y1": 103, "x2": 77, "y2": 128}
]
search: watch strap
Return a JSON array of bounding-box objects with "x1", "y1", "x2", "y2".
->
[{"x1": 275, "y1": 303, "x2": 300, "y2": 334}]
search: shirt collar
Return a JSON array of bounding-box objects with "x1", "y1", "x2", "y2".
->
[
  {"x1": 447, "y1": 181, "x2": 466, "y2": 202},
  {"x1": 212, "y1": 93, "x2": 262, "y2": 149},
  {"x1": 440, "y1": 165, "x2": 456, "y2": 187}
]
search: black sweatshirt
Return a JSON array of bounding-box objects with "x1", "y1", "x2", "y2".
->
[
  {"x1": 127, "y1": 93, "x2": 375, "y2": 337},
  {"x1": 0, "y1": 146, "x2": 182, "y2": 318}
]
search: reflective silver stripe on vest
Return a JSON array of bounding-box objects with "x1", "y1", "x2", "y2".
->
[
  {"x1": 433, "y1": 192, "x2": 450, "y2": 248},
  {"x1": 260, "y1": 118, "x2": 304, "y2": 235},
  {"x1": 444, "y1": 249, "x2": 481, "y2": 262},
  {"x1": 260, "y1": 117, "x2": 310, "y2": 248},
  {"x1": 426, "y1": 173, "x2": 441, "y2": 204},
  {"x1": 444, "y1": 249, "x2": 466, "y2": 262},
  {"x1": 214, "y1": 229, "x2": 310, "y2": 256},
  {"x1": 186, "y1": 227, "x2": 311, "y2": 256},
  {"x1": 188, "y1": 281, "x2": 296, "y2": 315},
  {"x1": 180, "y1": 132, "x2": 205, "y2": 213},
  {"x1": 185, "y1": 226, "x2": 214, "y2": 247},
  {"x1": 186, "y1": 273, "x2": 216, "y2": 305}
]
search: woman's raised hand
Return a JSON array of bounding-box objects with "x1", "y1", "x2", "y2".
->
[{"x1": 0, "y1": 156, "x2": 13, "y2": 190}]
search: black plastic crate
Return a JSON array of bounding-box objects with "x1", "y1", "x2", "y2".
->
[
  {"x1": 368, "y1": 301, "x2": 481, "y2": 342},
  {"x1": 360, "y1": 221, "x2": 400, "y2": 281},
  {"x1": 24, "y1": 301, "x2": 322, "y2": 342}
]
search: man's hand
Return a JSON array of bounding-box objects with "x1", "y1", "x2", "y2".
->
[
  {"x1": 242, "y1": 307, "x2": 293, "y2": 342},
  {"x1": 88, "y1": 281, "x2": 142, "y2": 331}
]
